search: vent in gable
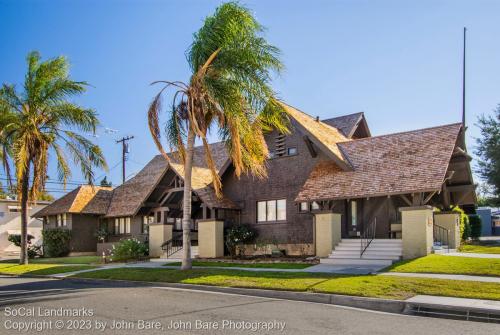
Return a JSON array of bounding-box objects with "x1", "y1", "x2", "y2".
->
[{"x1": 275, "y1": 133, "x2": 286, "y2": 157}]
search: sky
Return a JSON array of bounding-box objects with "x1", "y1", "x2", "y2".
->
[{"x1": 1, "y1": 0, "x2": 499, "y2": 195}]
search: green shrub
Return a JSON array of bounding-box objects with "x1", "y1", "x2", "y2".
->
[
  {"x1": 469, "y1": 215, "x2": 482, "y2": 240},
  {"x1": 42, "y1": 229, "x2": 71, "y2": 257},
  {"x1": 7, "y1": 234, "x2": 41, "y2": 258},
  {"x1": 110, "y1": 238, "x2": 148, "y2": 262},
  {"x1": 452, "y1": 206, "x2": 470, "y2": 240},
  {"x1": 225, "y1": 224, "x2": 256, "y2": 258}
]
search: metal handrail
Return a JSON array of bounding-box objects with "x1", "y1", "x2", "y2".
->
[
  {"x1": 433, "y1": 224, "x2": 450, "y2": 253},
  {"x1": 360, "y1": 217, "x2": 377, "y2": 258},
  {"x1": 161, "y1": 232, "x2": 183, "y2": 258}
]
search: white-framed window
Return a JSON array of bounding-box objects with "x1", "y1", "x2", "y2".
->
[
  {"x1": 114, "y1": 217, "x2": 131, "y2": 235},
  {"x1": 56, "y1": 213, "x2": 67, "y2": 227},
  {"x1": 257, "y1": 199, "x2": 286, "y2": 222},
  {"x1": 311, "y1": 201, "x2": 320, "y2": 210}
]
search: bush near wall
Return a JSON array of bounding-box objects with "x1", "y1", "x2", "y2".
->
[
  {"x1": 452, "y1": 206, "x2": 471, "y2": 240},
  {"x1": 7, "y1": 234, "x2": 41, "y2": 258},
  {"x1": 42, "y1": 229, "x2": 71, "y2": 257},
  {"x1": 110, "y1": 238, "x2": 148, "y2": 262},
  {"x1": 469, "y1": 215, "x2": 482, "y2": 240}
]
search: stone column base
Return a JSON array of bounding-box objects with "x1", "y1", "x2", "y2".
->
[
  {"x1": 149, "y1": 224, "x2": 173, "y2": 257},
  {"x1": 399, "y1": 206, "x2": 434, "y2": 259},
  {"x1": 434, "y1": 212, "x2": 461, "y2": 249},
  {"x1": 198, "y1": 220, "x2": 224, "y2": 258},
  {"x1": 314, "y1": 213, "x2": 342, "y2": 257}
]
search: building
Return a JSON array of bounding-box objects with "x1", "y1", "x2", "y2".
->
[
  {"x1": 0, "y1": 199, "x2": 51, "y2": 257},
  {"x1": 35, "y1": 103, "x2": 476, "y2": 262}
]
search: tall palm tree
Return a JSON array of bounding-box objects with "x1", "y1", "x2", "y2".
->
[
  {"x1": 148, "y1": 2, "x2": 289, "y2": 270},
  {"x1": 0, "y1": 51, "x2": 107, "y2": 265}
]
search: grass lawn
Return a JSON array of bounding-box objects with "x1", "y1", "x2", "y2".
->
[
  {"x1": 0, "y1": 256, "x2": 103, "y2": 265},
  {"x1": 165, "y1": 261, "x2": 312, "y2": 269},
  {"x1": 459, "y1": 244, "x2": 500, "y2": 254},
  {"x1": 387, "y1": 254, "x2": 500, "y2": 276},
  {"x1": 72, "y1": 267, "x2": 500, "y2": 301},
  {"x1": 0, "y1": 263, "x2": 96, "y2": 276}
]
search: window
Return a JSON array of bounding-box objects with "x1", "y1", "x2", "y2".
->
[
  {"x1": 56, "y1": 214, "x2": 67, "y2": 227},
  {"x1": 311, "y1": 201, "x2": 320, "y2": 210},
  {"x1": 257, "y1": 199, "x2": 287, "y2": 222},
  {"x1": 114, "y1": 217, "x2": 131, "y2": 235},
  {"x1": 287, "y1": 147, "x2": 297, "y2": 156},
  {"x1": 299, "y1": 202, "x2": 309, "y2": 212},
  {"x1": 156, "y1": 211, "x2": 162, "y2": 224},
  {"x1": 351, "y1": 201, "x2": 357, "y2": 226}
]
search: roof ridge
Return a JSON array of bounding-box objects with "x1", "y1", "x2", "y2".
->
[
  {"x1": 280, "y1": 102, "x2": 350, "y2": 135},
  {"x1": 322, "y1": 111, "x2": 364, "y2": 121},
  {"x1": 338, "y1": 122, "x2": 462, "y2": 144}
]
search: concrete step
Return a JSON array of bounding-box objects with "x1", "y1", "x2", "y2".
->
[
  {"x1": 340, "y1": 239, "x2": 401, "y2": 243},
  {"x1": 331, "y1": 250, "x2": 402, "y2": 257},
  {"x1": 338, "y1": 240, "x2": 403, "y2": 246},
  {"x1": 328, "y1": 255, "x2": 400, "y2": 264},
  {"x1": 320, "y1": 258, "x2": 393, "y2": 266},
  {"x1": 334, "y1": 246, "x2": 402, "y2": 251}
]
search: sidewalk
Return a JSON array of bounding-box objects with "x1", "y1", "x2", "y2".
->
[
  {"x1": 380, "y1": 272, "x2": 500, "y2": 283},
  {"x1": 441, "y1": 252, "x2": 500, "y2": 259}
]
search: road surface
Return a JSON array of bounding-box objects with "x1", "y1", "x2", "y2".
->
[{"x1": 0, "y1": 275, "x2": 498, "y2": 334}]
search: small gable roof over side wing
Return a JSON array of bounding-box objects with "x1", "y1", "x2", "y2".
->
[
  {"x1": 296, "y1": 123, "x2": 463, "y2": 202},
  {"x1": 280, "y1": 103, "x2": 353, "y2": 170},
  {"x1": 322, "y1": 112, "x2": 369, "y2": 138},
  {"x1": 34, "y1": 185, "x2": 112, "y2": 217},
  {"x1": 105, "y1": 142, "x2": 236, "y2": 218}
]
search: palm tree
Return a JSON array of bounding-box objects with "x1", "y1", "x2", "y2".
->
[
  {"x1": 148, "y1": 2, "x2": 289, "y2": 270},
  {"x1": 0, "y1": 51, "x2": 107, "y2": 265}
]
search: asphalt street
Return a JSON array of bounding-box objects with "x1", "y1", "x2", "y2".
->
[{"x1": 0, "y1": 275, "x2": 498, "y2": 335}]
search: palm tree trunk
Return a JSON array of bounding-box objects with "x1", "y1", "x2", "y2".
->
[
  {"x1": 19, "y1": 166, "x2": 30, "y2": 265},
  {"x1": 181, "y1": 126, "x2": 195, "y2": 270}
]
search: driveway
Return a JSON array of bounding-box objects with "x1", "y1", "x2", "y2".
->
[{"x1": 0, "y1": 276, "x2": 499, "y2": 334}]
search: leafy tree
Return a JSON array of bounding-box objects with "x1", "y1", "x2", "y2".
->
[
  {"x1": 476, "y1": 105, "x2": 500, "y2": 205},
  {"x1": 148, "y1": 2, "x2": 289, "y2": 269},
  {"x1": 0, "y1": 51, "x2": 107, "y2": 264}
]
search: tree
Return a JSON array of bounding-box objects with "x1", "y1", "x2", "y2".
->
[
  {"x1": 0, "y1": 51, "x2": 107, "y2": 264},
  {"x1": 148, "y1": 2, "x2": 289, "y2": 270},
  {"x1": 100, "y1": 176, "x2": 112, "y2": 187},
  {"x1": 476, "y1": 105, "x2": 500, "y2": 205}
]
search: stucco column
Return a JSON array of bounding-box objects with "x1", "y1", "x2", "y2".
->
[
  {"x1": 148, "y1": 224, "x2": 173, "y2": 257},
  {"x1": 399, "y1": 206, "x2": 434, "y2": 259},
  {"x1": 434, "y1": 212, "x2": 461, "y2": 249},
  {"x1": 314, "y1": 212, "x2": 342, "y2": 257},
  {"x1": 198, "y1": 220, "x2": 224, "y2": 258}
]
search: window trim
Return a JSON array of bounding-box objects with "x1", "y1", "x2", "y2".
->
[{"x1": 256, "y1": 199, "x2": 287, "y2": 223}]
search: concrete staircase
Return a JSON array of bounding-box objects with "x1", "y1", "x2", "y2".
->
[
  {"x1": 321, "y1": 239, "x2": 402, "y2": 266},
  {"x1": 150, "y1": 246, "x2": 198, "y2": 262}
]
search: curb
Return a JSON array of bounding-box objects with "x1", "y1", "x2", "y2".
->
[{"x1": 60, "y1": 276, "x2": 407, "y2": 314}]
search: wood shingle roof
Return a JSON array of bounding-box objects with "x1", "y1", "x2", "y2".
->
[{"x1": 296, "y1": 123, "x2": 463, "y2": 202}]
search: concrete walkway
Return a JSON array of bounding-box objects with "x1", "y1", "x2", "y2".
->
[
  {"x1": 380, "y1": 272, "x2": 500, "y2": 283},
  {"x1": 441, "y1": 252, "x2": 500, "y2": 259},
  {"x1": 407, "y1": 295, "x2": 500, "y2": 312}
]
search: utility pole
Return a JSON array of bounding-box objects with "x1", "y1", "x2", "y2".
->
[
  {"x1": 116, "y1": 136, "x2": 134, "y2": 184},
  {"x1": 462, "y1": 27, "x2": 466, "y2": 128}
]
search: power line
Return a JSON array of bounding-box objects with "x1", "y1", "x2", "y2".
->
[{"x1": 116, "y1": 135, "x2": 134, "y2": 184}]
